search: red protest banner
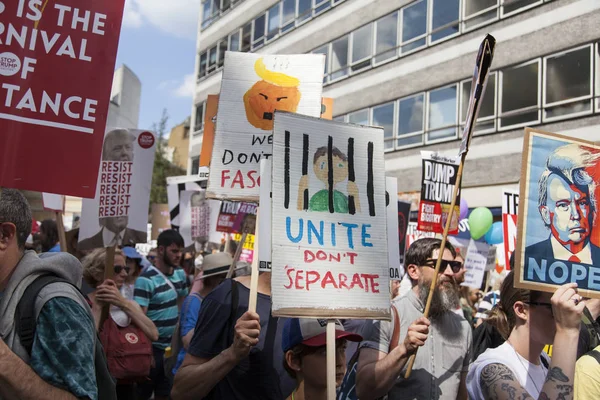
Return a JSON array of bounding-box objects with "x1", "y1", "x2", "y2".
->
[
  {"x1": 502, "y1": 189, "x2": 518, "y2": 270},
  {"x1": 0, "y1": 0, "x2": 125, "y2": 198}
]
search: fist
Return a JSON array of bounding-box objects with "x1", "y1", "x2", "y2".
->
[
  {"x1": 231, "y1": 311, "x2": 261, "y2": 360},
  {"x1": 403, "y1": 317, "x2": 430, "y2": 355}
]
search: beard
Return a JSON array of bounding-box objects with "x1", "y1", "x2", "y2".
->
[
  {"x1": 418, "y1": 275, "x2": 460, "y2": 320},
  {"x1": 162, "y1": 252, "x2": 177, "y2": 276}
]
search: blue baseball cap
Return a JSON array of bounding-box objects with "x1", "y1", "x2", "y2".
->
[
  {"x1": 282, "y1": 318, "x2": 362, "y2": 353},
  {"x1": 122, "y1": 246, "x2": 142, "y2": 260}
]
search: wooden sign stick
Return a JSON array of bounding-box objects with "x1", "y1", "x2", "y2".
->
[
  {"x1": 248, "y1": 212, "x2": 260, "y2": 313},
  {"x1": 405, "y1": 34, "x2": 495, "y2": 379},
  {"x1": 226, "y1": 232, "x2": 246, "y2": 279},
  {"x1": 326, "y1": 320, "x2": 336, "y2": 400},
  {"x1": 55, "y1": 211, "x2": 67, "y2": 252},
  {"x1": 99, "y1": 245, "x2": 116, "y2": 329}
]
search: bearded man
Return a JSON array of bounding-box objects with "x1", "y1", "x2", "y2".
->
[{"x1": 356, "y1": 238, "x2": 472, "y2": 400}]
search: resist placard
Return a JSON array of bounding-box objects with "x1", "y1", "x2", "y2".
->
[{"x1": 271, "y1": 112, "x2": 389, "y2": 319}]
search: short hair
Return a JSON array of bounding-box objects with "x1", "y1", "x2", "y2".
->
[
  {"x1": 82, "y1": 248, "x2": 124, "y2": 288},
  {"x1": 157, "y1": 229, "x2": 184, "y2": 249},
  {"x1": 40, "y1": 219, "x2": 59, "y2": 244},
  {"x1": 405, "y1": 238, "x2": 456, "y2": 268},
  {"x1": 538, "y1": 144, "x2": 600, "y2": 215},
  {"x1": 102, "y1": 129, "x2": 135, "y2": 160},
  {"x1": 0, "y1": 189, "x2": 32, "y2": 249},
  {"x1": 313, "y1": 146, "x2": 347, "y2": 164}
]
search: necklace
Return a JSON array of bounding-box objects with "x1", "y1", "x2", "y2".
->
[{"x1": 506, "y1": 340, "x2": 544, "y2": 397}]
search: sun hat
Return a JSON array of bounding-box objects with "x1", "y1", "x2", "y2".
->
[
  {"x1": 282, "y1": 318, "x2": 363, "y2": 352},
  {"x1": 200, "y1": 252, "x2": 235, "y2": 279}
]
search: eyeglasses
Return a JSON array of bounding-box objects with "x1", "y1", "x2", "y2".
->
[
  {"x1": 147, "y1": 256, "x2": 156, "y2": 261},
  {"x1": 422, "y1": 259, "x2": 463, "y2": 274},
  {"x1": 526, "y1": 301, "x2": 554, "y2": 316},
  {"x1": 114, "y1": 265, "x2": 131, "y2": 274}
]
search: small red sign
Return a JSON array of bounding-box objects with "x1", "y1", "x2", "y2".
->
[{"x1": 138, "y1": 131, "x2": 155, "y2": 149}]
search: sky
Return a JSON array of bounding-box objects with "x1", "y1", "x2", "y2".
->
[{"x1": 115, "y1": 0, "x2": 200, "y2": 133}]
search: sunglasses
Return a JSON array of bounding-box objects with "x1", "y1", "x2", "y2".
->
[
  {"x1": 114, "y1": 265, "x2": 131, "y2": 274},
  {"x1": 422, "y1": 259, "x2": 463, "y2": 274},
  {"x1": 147, "y1": 256, "x2": 156, "y2": 261}
]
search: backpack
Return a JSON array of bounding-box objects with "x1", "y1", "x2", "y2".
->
[
  {"x1": 337, "y1": 305, "x2": 401, "y2": 400},
  {"x1": 99, "y1": 314, "x2": 153, "y2": 382},
  {"x1": 15, "y1": 274, "x2": 117, "y2": 400},
  {"x1": 164, "y1": 292, "x2": 203, "y2": 380}
]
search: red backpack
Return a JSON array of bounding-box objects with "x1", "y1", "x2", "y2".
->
[{"x1": 100, "y1": 316, "x2": 153, "y2": 382}]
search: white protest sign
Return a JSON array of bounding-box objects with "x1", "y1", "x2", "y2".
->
[
  {"x1": 271, "y1": 112, "x2": 389, "y2": 319},
  {"x1": 42, "y1": 193, "x2": 65, "y2": 212},
  {"x1": 178, "y1": 190, "x2": 222, "y2": 248},
  {"x1": 166, "y1": 175, "x2": 208, "y2": 231},
  {"x1": 462, "y1": 239, "x2": 495, "y2": 288},
  {"x1": 79, "y1": 129, "x2": 156, "y2": 250},
  {"x1": 386, "y1": 177, "x2": 401, "y2": 280},
  {"x1": 258, "y1": 159, "x2": 272, "y2": 271},
  {"x1": 207, "y1": 52, "x2": 325, "y2": 201}
]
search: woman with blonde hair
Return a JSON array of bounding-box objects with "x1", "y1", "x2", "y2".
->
[
  {"x1": 82, "y1": 248, "x2": 159, "y2": 400},
  {"x1": 467, "y1": 271, "x2": 584, "y2": 399}
]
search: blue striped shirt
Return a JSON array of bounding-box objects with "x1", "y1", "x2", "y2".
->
[{"x1": 134, "y1": 267, "x2": 189, "y2": 349}]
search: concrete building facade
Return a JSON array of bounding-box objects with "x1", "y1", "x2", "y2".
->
[
  {"x1": 167, "y1": 118, "x2": 192, "y2": 171},
  {"x1": 189, "y1": 0, "x2": 600, "y2": 209}
]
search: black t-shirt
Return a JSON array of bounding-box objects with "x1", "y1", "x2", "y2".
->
[{"x1": 188, "y1": 279, "x2": 295, "y2": 400}]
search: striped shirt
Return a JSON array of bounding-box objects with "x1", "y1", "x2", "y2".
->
[
  {"x1": 134, "y1": 267, "x2": 189, "y2": 349},
  {"x1": 475, "y1": 290, "x2": 500, "y2": 320}
]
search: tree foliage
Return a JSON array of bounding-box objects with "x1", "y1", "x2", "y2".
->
[{"x1": 150, "y1": 109, "x2": 186, "y2": 208}]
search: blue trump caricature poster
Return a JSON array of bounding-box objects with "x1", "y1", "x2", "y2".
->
[
  {"x1": 515, "y1": 128, "x2": 600, "y2": 298},
  {"x1": 270, "y1": 112, "x2": 390, "y2": 319}
]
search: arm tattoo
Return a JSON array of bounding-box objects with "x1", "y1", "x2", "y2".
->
[
  {"x1": 545, "y1": 367, "x2": 569, "y2": 383},
  {"x1": 480, "y1": 363, "x2": 533, "y2": 400},
  {"x1": 538, "y1": 368, "x2": 572, "y2": 400}
]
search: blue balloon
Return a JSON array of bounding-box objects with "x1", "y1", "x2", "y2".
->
[{"x1": 484, "y1": 221, "x2": 503, "y2": 245}]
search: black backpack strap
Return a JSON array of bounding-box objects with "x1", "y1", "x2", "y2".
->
[
  {"x1": 587, "y1": 349, "x2": 600, "y2": 365},
  {"x1": 15, "y1": 275, "x2": 71, "y2": 355},
  {"x1": 228, "y1": 280, "x2": 239, "y2": 346}
]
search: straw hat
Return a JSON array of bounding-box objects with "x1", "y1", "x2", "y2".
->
[{"x1": 200, "y1": 252, "x2": 236, "y2": 279}]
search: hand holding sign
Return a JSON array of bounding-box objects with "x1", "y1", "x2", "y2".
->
[
  {"x1": 403, "y1": 317, "x2": 431, "y2": 355},
  {"x1": 231, "y1": 311, "x2": 261, "y2": 361}
]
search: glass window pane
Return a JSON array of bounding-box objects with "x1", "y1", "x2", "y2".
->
[
  {"x1": 315, "y1": 0, "x2": 331, "y2": 14},
  {"x1": 331, "y1": 35, "x2": 349, "y2": 80},
  {"x1": 465, "y1": 0, "x2": 497, "y2": 17},
  {"x1": 253, "y1": 14, "x2": 266, "y2": 42},
  {"x1": 222, "y1": 0, "x2": 231, "y2": 10},
  {"x1": 212, "y1": 0, "x2": 220, "y2": 16},
  {"x1": 268, "y1": 4, "x2": 280, "y2": 40},
  {"x1": 230, "y1": 31, "x2": 240, "y2": 51},
  {"x1": 195, "y1": 103, "x2": 204, "y2": 131},
  {"x1": 333, "y1": 115, "x2": 346, "y2": 122},
  {"x1": 398, "y1": 95, "x2": 424, "y2": 135},
  {"x1": 208, "y1": 46, "x2": 217, "y2": 72},
  {"x1": 199, "y1": 53, "x2": 207, "y2": 78},
  {"x1": 282, "y1": 0, "x2": 296, "y2": 23},
  {"x1": 401, "y1": 0, "x2": 427, "y2": 52},
  {"x1": 352, "y1": 24, "x2": 372, "y2": 63},
  {"x1": 242, "y1": 23, "x2": 251, "y2": 52},
  {"x1": 372, "y1": 103, "x2": 394, "y2": 140},
  {"x1": 202, "y1": 1, "x2": 212, "y2": 26},
  {"x1": 461, "y1": 74, "x2": 496, "y2": 122},
  {"x1": 349, "y1": 109, "x2": 369, "y2": 125},
  {"x1": 545, "y1": 47, "x2": 591, "y2": 104},
  {"x1": 375, "y1": 13, "x2": 398, "y2": 63},
  {"x1": 429, "y1": 86, "x2": 457, "y2": 138},
  {"x1": 298, "y1": 0, "x2": 312, "y2": 21},
  {"x1": 314, "y1": 45, "x2": 329, "y2": 76},
  {"x1": 191, "y1": 157, "x2": 200, "y2": 175},
  {"x1": 501, "y1": 63, "x2": 539, "y2": 113},
  {"x1": 431, "y1": 0, "x2": 459, "y2": 42},
  {"x1": 398, "y1": 134, "x2": 422, "y2": 148},
  {"x1": 502, "y1": 0, "x2": 539, "y2": 15},
  {"x1": 218, "y1": 40, "x2": 227, "y2": 67}
]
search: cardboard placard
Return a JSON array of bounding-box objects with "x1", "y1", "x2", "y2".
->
[
  {"x1": 271, "y1": 112, "x2": 390, "y2": 319},
  {"x1": 462, "y1": 239, "x2": 496, "y2": 289},
  {"x1": 178, "y1": 190, "x2": 222, "y2": 248},
  {"x1": 233, "y1": 233, "x2": 255, "y2": 263},
  {"x1": 398, "y1": 201, "x2": 412, "y2": 269},
  {"x1": 502, "y1": 189, "x2": 519, "y2": 270},
  {"x1": 231, "y1": 202, "x2": 258, "y2": 235},
  {"x1": 515, "y1": 128, "x2": 600, "y2": 298},
  {"x1": 417, "y1": 151, "x2": 460, "y2": 235},
  {"x1": 216, "y1": 201, "x2": 241, "y2": 233},
  {"x1": 79, "y1": 129, "x2": 156, "y2": 249},
  {"x1": 166, "y1": 175, "x2": 208, "y2": 231},
  {"x1": 151, "y1": 204, "x2": 171, "y2": 240},
  {"x1": 206, "y1": 52, "x2": 325, "y2": 201},
  {"x1": 258, "y1": 159, "x2": 272, "y2": 271},
  {"x1": 406, "y1": 222, "x2": 436, "y2": 249},
  {"x1": 0, "y1": 0, "x2": 126, "y2": 197},
  {"x1": 42, "y1": 193, "x2": 65, "y2": 213},
  {"x1": 386, "y1": 177, "x2": 401, "y2": 280}
]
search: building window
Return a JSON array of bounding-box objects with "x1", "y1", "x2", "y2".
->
[
  {"x1": 282, "y1": 0, "x2": 296, "y2": 32},
  {"x1": 500, "y1": 60, "x2": 540, "y2": 129},
  {"x1": 241, "y1": 23, "x2": 251, "y2": 52},
  {"x1": 543, "y1": 45, "x2": 593, "y2": 121},
  {"x1": 501, "y1": 0, "x2": 542, "y2": 17},
  {"x1": 397, "y1": 94, "x2": 425, "y2": 148},
  {"x1": 313, "y1": 45, "x2": 329, "y2": 83},
  {"x1": 430, "y1": 0, "x2": 459, "y2": 43},
  {"x1": 348, "y1": 109, "x2": 369, "y2": 125},
  {"x1": 401, "y1": 0, "x2": 427, "y2": 54},
  {"x1": 298, "y1": 0, "x2": 312, "y2": 22},
  {"x1": 202, "y1": 1, "x2": 212, "y2": 28},
  {"x1": 191, "y1": 157, "x2": 200, "y2": 175},
  {"x1": 374, "y1": 12, "x2": 398, "y2": 64},
  {"x1": 315, "y1": 0, "x2": 331, "y2": 15},
  {"x1": 351, "y1": 24, "x2": 372, "y2": 72},
  {"x1": 460, "y1": 73, "x2": 497, "y2": 134},
  {"x1": 427, "y1": 85, "x2": 458, "y2": 142},
  {"x1": 198, "y1": 53, "x2": 207, "y2": 79},
  {"x1": 252, "y1": 14, "x2": 266, "y2": 49},
  {"x1": 218, "y1": 39, "x2": 227, "y2": 68},
  {"x1": 372, "y1": 102, "x2": 395, "y2": 150},
  {"x1": 222, "y1": 0, "x2": 231, "y2": 10},
  {"x1": 333, "y1": 115, "x2": 346, "y2": 122},
  {"x1": 267, "y1": 3, "x2": 280, "y2": 41},
  {"x1": 229, "y1": 30, "x2": 240, "y2": 51},
  {"x1": 463, "y1": 0, "x2": 498, "y2": 30},
  {"x1": 194, "y1": 103, "x2": 205, "y2": 133},
  {"x1": 331, "y1": 35, "x2": 349, "y2": 81},
  {"x1": 207, "y1": 46, "x2": 217, "y2": 73}
]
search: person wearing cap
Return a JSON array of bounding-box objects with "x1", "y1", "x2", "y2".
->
[
  {"x1": 283, "y1": 319, "x2": 362, "y2": 400},
  {"x1": 122, "y1": 246, "x2": 143, "y2": 293},
  {"x1": 172, "y1": 252, "x2": 234, "y2": 376}
]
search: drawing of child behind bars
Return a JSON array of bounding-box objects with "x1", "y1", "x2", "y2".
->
[{"x1": 297, "y1": 146, "x2": 360, "y2": 213}]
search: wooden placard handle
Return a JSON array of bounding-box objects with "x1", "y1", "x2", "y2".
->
[
  {"x1": 326, "y1": 320, "x2": 336, "y2": 400},
  {"x1": 247, "y1": 211, "x2": 260, "y2": 313},
  {"x1": 99, "y1": 245, "x2": 116, "y2": 329}
]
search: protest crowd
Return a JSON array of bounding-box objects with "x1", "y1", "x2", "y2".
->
[{"x1": 1, "y1": 3, "x2": 600, "y2": 400}]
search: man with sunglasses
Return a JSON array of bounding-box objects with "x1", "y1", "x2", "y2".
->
[{"x1": 357, "y1": 238, "x2": 472, "y2": 400}]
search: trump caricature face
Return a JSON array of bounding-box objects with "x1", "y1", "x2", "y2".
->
[{"x1": 541, "y1": 174, "x2": 591, "y2": 250}]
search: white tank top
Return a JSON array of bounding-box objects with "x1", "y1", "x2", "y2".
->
[{"x1": 467, "y1": 342, "x2": 549, "y2": 399}]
